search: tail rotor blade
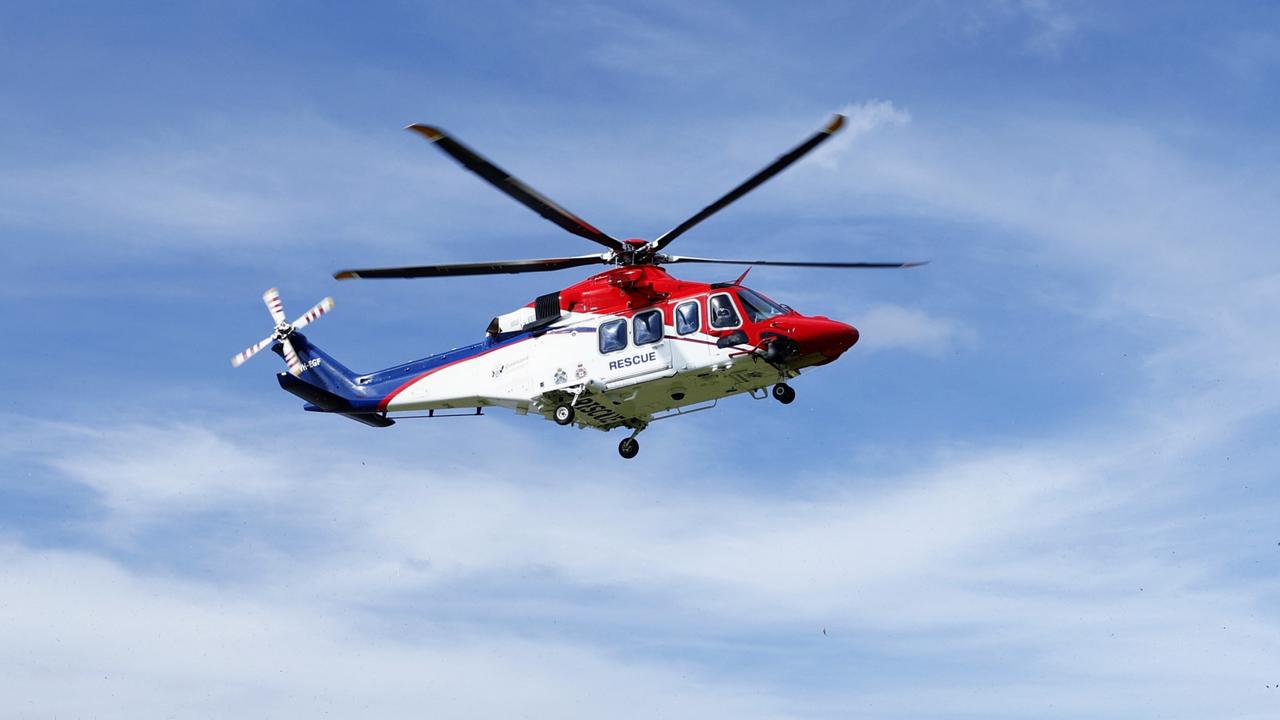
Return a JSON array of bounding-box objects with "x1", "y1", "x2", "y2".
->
[
  {"x1": 231, "y1": 334, "x2": 276, "y2": 368},
  {"x1": 262, "y1": 287, "x2": 287, "y2": 325},
  {"x1": 280, "y1": 337, "x2": 306, "y2": 377},
  {"x1": 291, "y1": 297, "x2": 335, "y2": 330}
]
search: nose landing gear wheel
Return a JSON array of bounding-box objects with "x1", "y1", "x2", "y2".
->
[
  {"x1": 554, "y1": 404, "x2": 576, "y2": 425},
  {"x1": 618, "y1": 437, "x2": 640, "y2": 459},
  {"x1": 772, "y1": 383, "x2": 796, "y2": 404}
]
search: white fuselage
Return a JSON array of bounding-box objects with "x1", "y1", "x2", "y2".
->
[{"x1": 384, "y1": 309, "x2": 788, "y2": 430}]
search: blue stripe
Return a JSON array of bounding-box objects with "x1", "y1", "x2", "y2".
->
[{"x1": 357, "y1": 331, "x2": 533, "y2": 392}]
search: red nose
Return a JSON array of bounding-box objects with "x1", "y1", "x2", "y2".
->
[
  {"x1": 821, "y1": 319, "x2": 859, "y2": 359},
  {"x1": 770, "y1": 316, "x2": 859, "y2": 361}
]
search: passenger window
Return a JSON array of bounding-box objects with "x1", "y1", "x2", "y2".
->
[
  {"x1": 675, "y1": 300, "x2": 700, "y2": 335},
  {"x1": 709, "y1": 293, "x2": 740, "y2": 329},
  {"x1": 633, "y1": 309, "x2": 664, "y2": 345},
  {"x1": 598, "y1": 318, "x2": 627, "y2": 353}
]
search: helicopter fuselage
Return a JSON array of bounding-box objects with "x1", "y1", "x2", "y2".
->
[{"x1": 369, "y1": 265, "x2": 858, "y2": 431}]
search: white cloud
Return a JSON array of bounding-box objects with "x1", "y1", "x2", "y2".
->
[
  {"x1": 811, "y1": 100, "x2": 911, "y2": 169},
  {"x1": 847, "y1": 303, "x2": 973, "y2": 355},
  {"x1": 0, "y1": 115, "x2": 537, "y2": 255},
  {"x1": 6, "y1": 402, "x2": 1279, "y2": 717},
  {"x1": 47, "y1": 423, "x2": 291, "y2": 514},
  {"x1": 839, "y1": 100, "x2": 912, "y2": 138},
  {"x1": 959, "y1": 1, "x2": 1082, "y2": 59},
  {"x1": 1217, "y1": 29, "x2": 1280, "y2": 81},
  {"x1": 0, "y1": 543, "x2": 789, "y2": 720},
  {"x1": 572, "y1": 5, "x2": 736, "y2": 81},
  {"x1": 1019, "y1": 0, "x2": 1080, "y2": 57},
  {"x1": 788, "y1": 106, "x2": 1280, "y2": 400}
]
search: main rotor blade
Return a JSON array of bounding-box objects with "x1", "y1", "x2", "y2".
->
[
  {"x1": 231, "y1": 334, "x2": 275, "y2": 368},
  {"x1": 662, "y1": 255, "x2": 928, "y2": 269},
  {"x1": 407, "y1": 124, "x2": 624, "y2": 254},
  {"x1": 651, "y1": 114, "x2": 846, "y2": 253},
  {"x1": 262, "y1": 287, "x2": 287, "y2": 325},
  {"x1": 291, "y1": 297, "x2": 335, "y2": 330},
  {"x1": 334, "y1": 253, "x2": 610, "y2": 280}
]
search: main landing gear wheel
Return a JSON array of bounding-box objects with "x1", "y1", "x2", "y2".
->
[
  {"x1": 618, "y1": 437, "x2": 640, "y2": 459},
  {"x1": 772, "y1": 383, "x2": 796, "y2": 404},
  {"x1": 554, "y1": 404, "x2": 576, "y2": 425}
]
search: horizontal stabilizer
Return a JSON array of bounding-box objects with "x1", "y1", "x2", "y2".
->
[
  {"x1": 277, "y1": 373, "x2": 395, "y2": 428},
  {"x1": 303, "y1": 406, "x2": 396, "y2": 427}
]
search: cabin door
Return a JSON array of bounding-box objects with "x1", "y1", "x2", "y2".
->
[{"x1": 592, "y1": 309, "x2": 672, "y2": 386}]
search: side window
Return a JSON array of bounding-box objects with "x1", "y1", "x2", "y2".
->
[
  {"x1": 709, "y1": 293, "x2": 741, "y2": 329},
  {"x1": 598, "y1": 318, "x2": 627, "y2": 353},
  {"x1": 633, "y1": 309, "x2": 664, "y2": 345},
  {"x1": 675, "y1": 300, "x2": 700, "y2": 335}
]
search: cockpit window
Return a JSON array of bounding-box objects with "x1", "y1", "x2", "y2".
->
[
  {"x1": 709, "y1": 293, "x2": 741, "y2": 329},
  {"x1": 737, "y1": 288, "x2": 788, "y2": 323},
  {"x1": 599, "y1": 318, "x2": 627, "y2": 353},
  {"x1": 675, "y1": 300, "x2": 700, "y2": 335},
  {"x1": 633, "y1": 309, "x2": 663, "y2": 345}
]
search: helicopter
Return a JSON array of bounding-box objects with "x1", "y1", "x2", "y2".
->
[{"x1": 232, "y1": 114, "x2": 924, "y2": 458}]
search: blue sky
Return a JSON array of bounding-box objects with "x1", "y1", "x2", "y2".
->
[{"x1": 3, "y1": 1, "x2": 1280, "y2": 717}]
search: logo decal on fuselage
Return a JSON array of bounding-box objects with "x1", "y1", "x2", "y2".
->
[{"x1": 608, "y1": 351, "x2": 657, "y2": 372}]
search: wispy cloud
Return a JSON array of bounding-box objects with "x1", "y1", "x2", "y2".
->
[
  {"x1": 570, "y1": 5, "x2": 737, "y2": 81},
  {"x1": 0, "y1": 542, "x2": 790, "y2": 719},
  {"x1": 1217, "y1": 29, "x2": 1280, "y2": 82},
  {"x1": 811, "y1": 100, "x2": 911, "y2": 169},
  {"x1": 0, "y1": 115, "x2": 546, "y2": 257},
  {"x1": 959, "y1": 0, "x2": 1083, "y2": 59},
  {"x1": 845, "y1": 303, "x2": 973, "y2": 356},
  {"x1": 1018, "y1": 0, "x2": 1081, "y2": 57},
  {"x1": 4, "y1": 397, "x2": 1277, "y2": 717},
  {"x1": 47, "y1": 423, "x2": 291, "y2": 515}
]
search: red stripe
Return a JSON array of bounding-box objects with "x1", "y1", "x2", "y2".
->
[
  {"x1": 378, "y1": 338, "x2": 530, "y2": 412},
  {"x1": 667, "y1": 335, "x2": 718, "y2": 347}
]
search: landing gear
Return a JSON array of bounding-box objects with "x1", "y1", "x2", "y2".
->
[
  {"x1": 553, "y1": 403, "x2": 576, "y2": 425},
  {"x1": 772, "y1": 382, "x2": 796, "y2": 404},
  {"x1": 617, "y1": 422, "x2": 645, "y2": 459}
]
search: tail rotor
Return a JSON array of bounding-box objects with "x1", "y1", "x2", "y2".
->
[{"x1": 231, "y1": 288, "x2": 335, "y2": 376}]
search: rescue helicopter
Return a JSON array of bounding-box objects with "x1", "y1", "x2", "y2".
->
[{"x1": 231, "y1": 114, "x2": 924, "y2": 458}]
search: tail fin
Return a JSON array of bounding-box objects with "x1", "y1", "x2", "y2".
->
[
  {"x1": 273, "y1": 334, "x2": 394, "y2": 428},
  {"x1": 275, "y1": 333, "x2": 363, "y2": 397},
  {"x1": 232, "y1": 288, "x2": 391, "y2": 428}
]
